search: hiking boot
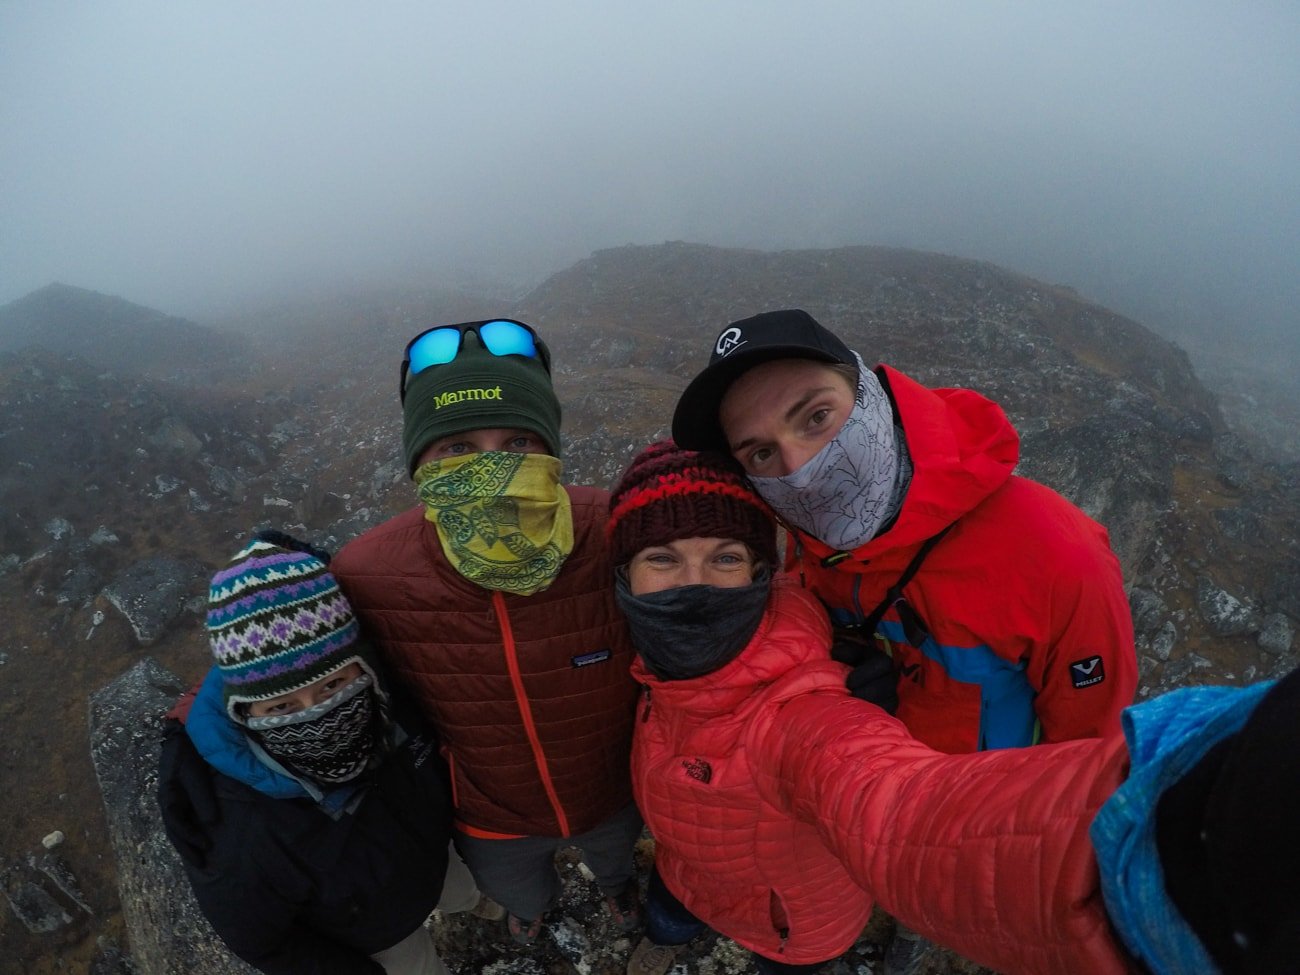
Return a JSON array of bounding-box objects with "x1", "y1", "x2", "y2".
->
[
  {"x1": 507, "y1": 912, "x2": 543, "y2": 945},
  {"x1": 882, "y1": 925, "x2": 932, "y2": 975},
  {"x1": 627, "y1": 937, "x2": 678, "y2": 975},
  {"x1": 471, "y1": 894, "x2": 507, "y2": 921},
  {"x1": 604, "y1": 882, "x2": 643, "y2": 933}
]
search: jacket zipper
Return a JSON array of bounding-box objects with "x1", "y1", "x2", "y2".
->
[
  {"x1": 443, "y1": 748, "x2": 459, "y2": 808},
  {"x1": 769, "y1": 889, "x2": 791, "y2": 954},
  {"x1": 493, "y1": 589, "x2": 572, "y2": 836},
  {"x1": 640, "y1": 684, "x2": 652, "y2": 722}
]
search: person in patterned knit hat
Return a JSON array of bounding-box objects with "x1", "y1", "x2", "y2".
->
[
  {"x1": 157, "y1": 530, "x2": 484, "y2": 975},
  {"x1": 609, "y1": 441, "x2": 1299, "y2": 975}
]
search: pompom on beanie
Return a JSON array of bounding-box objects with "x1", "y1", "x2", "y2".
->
[{"x1": 606, "y1": 440, "x2": 777, "y2": 568}]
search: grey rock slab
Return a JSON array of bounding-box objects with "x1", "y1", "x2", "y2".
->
[
  {"x1": 89, "y1": 658, "x2": 258, "y2": 975},
  {"x1": 101, "y1": 557, "x2": 208, "y2": 645}
]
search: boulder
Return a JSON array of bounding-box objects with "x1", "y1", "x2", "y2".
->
[
  {"x1": 1151, "y1": 621, "x2": 1178, "y2": 662},
  {"x1": 149, "y1": 417, "x2": 203, "y2": 457},
  {"x1": 1257, "y1": 613, "x2": 1295, "y2": 657},
  {"x1": 1195, "y1": 576, "x2": 1264, "y2": 637},
  {"x1": 88, "y1": 658, "x2": 256, "y2": 975},
  {"x1": 101, "y1": 557, "x2": 208, "y2": 645},
  {"x1": 1128, "y1": 587, "x2": 1166, "y2": 639}
]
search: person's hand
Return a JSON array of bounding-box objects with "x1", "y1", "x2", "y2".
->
[{"x1": 831, "y1": 630, "x2": 899, "y2": 714}]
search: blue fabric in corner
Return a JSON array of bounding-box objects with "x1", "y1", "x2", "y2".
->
[{"x1": 1091, "y1": 679, "x2": 1273, "y2": 975}]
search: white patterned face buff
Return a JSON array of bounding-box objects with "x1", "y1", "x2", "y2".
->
[
  {"x1": 246, "y1": 673, "x2": 378, "y2": 784},
  {"x1": 750, "y1": 354, "x2": 911, "y2": 551}
]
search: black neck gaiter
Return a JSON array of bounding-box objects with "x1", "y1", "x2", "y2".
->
[{"x1": 615, "y1": 569, "x2": 771, "y2": 681}]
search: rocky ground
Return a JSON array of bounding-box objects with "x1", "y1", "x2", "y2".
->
[{"x1": 2, "y1": 244, "x2": 1298, "y2": 973}]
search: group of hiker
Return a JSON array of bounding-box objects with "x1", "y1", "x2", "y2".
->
[{"x1": 157, "y1": 309, "x2": 1298, "y2": 975}]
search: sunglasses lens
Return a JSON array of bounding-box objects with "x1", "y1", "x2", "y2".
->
[
  {"x1": 408, "y1": 327, "x2": 462, "y2": 374},
  {"x1": 479, "y1": 320, "x2": 537, "y2": 359}
]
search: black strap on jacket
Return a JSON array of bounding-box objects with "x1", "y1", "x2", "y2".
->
[{"x1": 846, "y1": 524, "x2": 955, "y2": 642}]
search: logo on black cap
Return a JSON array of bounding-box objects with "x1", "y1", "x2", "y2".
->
[{"x1": 714, "y1": 327, "x2": 746, "y2": 357}]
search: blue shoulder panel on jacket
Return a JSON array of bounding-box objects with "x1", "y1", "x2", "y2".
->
[
  {"x1": 185, "y1": 667, "x2": 308, "y2": 800},
  {"x1": 877, "y1": 620, "x2": 1038, "y2": 750}
]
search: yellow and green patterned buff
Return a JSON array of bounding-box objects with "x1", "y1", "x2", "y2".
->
[{"x1": 415, "y1": 451, "x2": 573, "y2": 595}]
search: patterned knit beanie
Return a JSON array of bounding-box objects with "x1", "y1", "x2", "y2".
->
[
  {"x1": 208, "y1": 531, "x2": 373, "y2": 721},
  {"x1": 402, "y1": 326, "x2": 562, "y2": 475},
  {"x1": 607, "y1": 440, "x2": 778, "y2": 568}
]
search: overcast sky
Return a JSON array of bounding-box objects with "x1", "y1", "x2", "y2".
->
[{"x1": 2, "y1": 1, "x2": 1297, "y2": 357}]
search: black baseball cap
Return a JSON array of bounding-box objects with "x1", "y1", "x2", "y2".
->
[{"x1": 672, "y1": 309, "x2": 856, "y2": 453}]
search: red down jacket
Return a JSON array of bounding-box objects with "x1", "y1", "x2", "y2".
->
[
  {"x1": 633, "y1": 576, "x2": 1134, "y2": 973},
  {"x1": 790, "y1": 364, "x2": 1138, "y2": 753},
  {"x1": 332, "y1": 485, "x2": 639, "y2": 839}
]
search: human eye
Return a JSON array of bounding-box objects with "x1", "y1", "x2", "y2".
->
[
  {"x1": 263, "y1": 700, "x2": 295, "y2": 715},
  {"x1": 637, "y1": 549, "x2": 677, "y2": 568},
  {"x1": 322, "y1": 675, "x2": 348, "y2": 693},
  {"x1": 714, "y1": 548, "x2": 751, "y2": 568},
  {"x1": 508, "y1": 434, "x2": 539, "y2": 452},
  {"x1": 744, "y1": 446, "x2": 774, "y2": 472}
]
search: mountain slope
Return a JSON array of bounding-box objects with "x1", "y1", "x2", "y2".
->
[
  {"x1": 0, "y1": 283, "x2": 249, "y2": 383},
  {"x1": 3, "y1": 247, "x2": 1297, "y2": 974}
]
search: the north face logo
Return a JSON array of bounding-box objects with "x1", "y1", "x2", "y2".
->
[
  {"x1": 1070, "y1": 655, "x2": 1106, "y2": 688},
  {"x1": 714, "y1": 327, "x2": 746, "y2": 357},
  {"x1": 682, "y1": 758, "x2": 712, "y2": 783}
]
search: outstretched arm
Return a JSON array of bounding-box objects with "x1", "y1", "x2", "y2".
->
[{"x1": 756, "y1": 693, "x2": 1135, "y2": 975}]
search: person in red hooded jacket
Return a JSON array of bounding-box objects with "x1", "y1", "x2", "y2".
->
[
  {"x1": 672, "y1": 308, "x2": 1138, "y2": 755},
  {"x1": 670, "y1": 308, "x2": 1139, "y2": 972}
]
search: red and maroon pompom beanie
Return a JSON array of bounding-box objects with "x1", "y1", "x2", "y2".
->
[{"x1": 606, "y1": 440, "x2": 778, "y2": 567}]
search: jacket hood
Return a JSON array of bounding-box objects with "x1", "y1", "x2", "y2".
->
[
  {"x1": 631, "y1": 578, "x2": 841, "y2": 717},
  {"x1": 186, "y1": 667, "x2": 315, "y2": 800},
  {"x1": 792, "y1": 364, "x2": 1019, "y2": 564}
]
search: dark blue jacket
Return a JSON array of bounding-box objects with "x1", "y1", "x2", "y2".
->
[{"x1": 158, "y1": 667, "x2": 453, "y2": 975}]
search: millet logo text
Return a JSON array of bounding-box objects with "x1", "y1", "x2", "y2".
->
[{"x1": 435, "y1": 386, "x2": 503, "y2": 408}]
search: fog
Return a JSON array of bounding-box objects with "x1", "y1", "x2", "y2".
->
[{"x1": 3, "y1": 1, "x2": 1297, "y2": 359}]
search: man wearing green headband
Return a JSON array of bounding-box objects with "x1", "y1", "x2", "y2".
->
[{"x1": 331, "y1": 320, "x2": 643, "y2": 947}]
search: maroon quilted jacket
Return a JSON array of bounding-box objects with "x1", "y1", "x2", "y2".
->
[{"x1": 332, "y1": 485, "x2": 638, "y2": 838}]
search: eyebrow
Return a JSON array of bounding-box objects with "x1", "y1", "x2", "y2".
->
[{"x1": 729, "y1": 385, "x2": 841, "y2": 453}]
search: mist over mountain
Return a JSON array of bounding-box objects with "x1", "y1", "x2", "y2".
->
[
  {"x1": 3, "y1": 244, "x2": 1297, "y2": 973},
  {"x1": 0, "y1": 283, "x2": 250, "y2": 384}
]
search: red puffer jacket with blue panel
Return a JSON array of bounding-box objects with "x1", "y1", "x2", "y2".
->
[{"x1": 788, "y1": 364, "x2": 1138, "y2": 753}]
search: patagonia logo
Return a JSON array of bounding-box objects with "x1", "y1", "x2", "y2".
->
[
  {"x1": 714, "y1": 327, "x2": 746, "y2": 357},
  {"x1": 571, "y1": 648, "x2": 612, "y2": 668},
  {"x1": 682, "y1": 758, "x2": 712, "y2": 783},
  {"x1": 408, "y1": 734, "x2": 435, "y2": 768},
  {"x1": 434, "y1": 385, "x2": 503, "y2": 409},
  {"x1": 1070, "y1": 655, "x2": 1106, "y2": 688}
]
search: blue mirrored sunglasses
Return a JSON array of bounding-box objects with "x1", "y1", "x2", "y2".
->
[{"x1": 399, "y1": 319, "x2": 546, "y2": 403}]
